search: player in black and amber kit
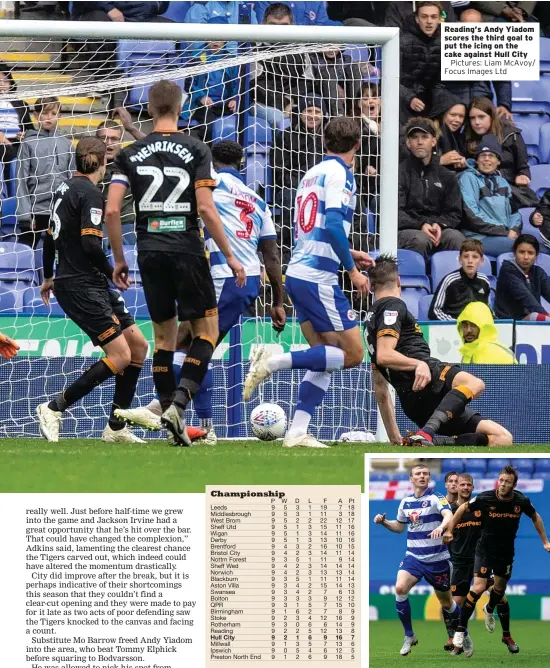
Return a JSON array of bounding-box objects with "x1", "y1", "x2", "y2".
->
[
  {"x1": 365, "y1": 254, "x2": 512, "y2": 447},
  {"x1": 448, "y1": 465, "x2": 550, "y2": 654},
  {"x1": 106, "y1": 79, "x2": 245, "y2": 445},
  {"x1": 36, "y1": 137, "x2": 148, "y2": 444}
]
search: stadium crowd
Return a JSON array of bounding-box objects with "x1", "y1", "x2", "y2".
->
[{"x1": 1, "y1": 0, "x2": 550, "y2": 325}]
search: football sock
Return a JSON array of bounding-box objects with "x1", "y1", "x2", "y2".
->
[
  {"x1": 268, "y1": 346, "x2": 345, "y2": 372},
  {"x1": 109, "y1": 362, "x2": 143, "y2": 431},
  {"x1": 457, "y1": 590, "x2": 481, "y2": 631},
  {"x1": 152, "y1": 349, "x2": 176, "y2": 412},
  {"x1": 497, "y1": 598, "x2": 511, "y2": 636},
  {"x1": 173, "y1": 351, "x2": 185, "y2": 384},
  {"x1": 173, "y1": 336, "x2": 214, "y2": 410},
  {"x1": 422, "y1": 386, "x2": 474, "y2": 437},
  {"x1": 194, "y1": 365, "x2": 214, "y2": 421},
  {"x1": 486, "y1": 587, "x2": 505, "y2": 614},
  {"x1": 443, "y1": 612, "x2": 455, "y2": 640},
  {"x1": 287, "y1": 371, "x2": 331, "y2": 438},
  {"x1": 447, "y1": 600, "x2": 461, "y2": 630},
  {"x1": 48, "y1": 357, "x2": 116, "y2": 412},
  {"x1": 454, "y1": 432, "x2": 489, "y2": 446},
  {"x1": 395, "y1": 595, "x2": 414, "y2": 637}
]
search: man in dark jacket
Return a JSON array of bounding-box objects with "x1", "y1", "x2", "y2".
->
[
  {"x1": 399, "y1": 118, "x2": 464, "y2": 259},
  {"x1": 398, "y1": 1, "x2": 445, "y2": 123},
  {"x1": 271, "y1": 95, "x2": 325, "y2": 259}
]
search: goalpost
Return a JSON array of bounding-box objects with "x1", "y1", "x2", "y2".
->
[{"x1": 0, "y1": 19, "x2": 399, "y2": 439}]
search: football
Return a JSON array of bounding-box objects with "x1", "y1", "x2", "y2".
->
[{"x1": 250, "y1": 403, "x2": 287, "y2": 441}]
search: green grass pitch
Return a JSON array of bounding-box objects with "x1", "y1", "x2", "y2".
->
[
  {"x1": 370, "y1": 621, "x2": 550, "y2": 667},
  {"x1": 1, "y1": 440, "x2": 549, "y2": 493}
]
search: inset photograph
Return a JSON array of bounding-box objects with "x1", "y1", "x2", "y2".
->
[{"x1": 369, "y1": 456, "x2": 550, "y2": 665}]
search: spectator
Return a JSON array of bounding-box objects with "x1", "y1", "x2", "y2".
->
[
  {"x1": 186, "y1": 26, "x2": 239, "y2": 143},
  {"x1": 271, "y1": 95, "x2": 325, "y2": 260},
  {"x1": 471, "y1": 2, "x2": 538, "y2": 22},
  {"x1": 459, "y1": 134, "x2": 522, "y2": 256},
  {"x1": 16, "y1": 97, "x2": 74, "y2": 249},
  {"x1": 185, "y1": 1, "x2": 257, "y2": 24},
  {"x1": 253, "y1": 3, "x2": 310, "y2": 128},
  {"x1": 385, "y1": 0, "x2": 458, "y2": 26},
  {"x1": 96, "y1": 113, "x2": 142, "y2": 245},
  {"x1": 398, "y1": 118, "x2": 464, "y2": 259},
  {"x1": 465, "y1": 96, "x2": 536, "y2": 207},
  {"x1": 429, "y1": 239, "x2": 491, "y2": 320},
  {"x1": 457, "y1": 301, "x2": 517, "y2": 363},
  {"x1": 70, "y1": 2, "x2": 172, "y2": 79},
  {"x1": 254, "y1": 1, "x2": 334, "y2": 25},
  {"x1": 0, "y1": 63, "x2": 34, "y2": 197},
  {"x1": 398, "y1": 1, "x2": 445, "y2": 123},
  {"x1": 429, "y1": 90, "x2": 467, "y2": 171},
  {"x1": 529, "y1": 192, "x2": 550, "y2": 254},
  {"x1": 495, "y1": 234, "x2": 550, "y2": 321},
  {"x1": 309, "y1": 47, "x2": 363, "y2": 117},
  {"x1": 353, "y1": 82, "x2": 380, "y2": 210}
]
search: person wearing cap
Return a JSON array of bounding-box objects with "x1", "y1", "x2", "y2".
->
[
  {"x1": 398, "y1": 117, "x2": 464, "y2": 259},
  {"x1": 271, "y1": 95, "x2": 325, "y2": 262},
  {"x1": 458, "y1": 134, "x2": 522, "y2": 257}
]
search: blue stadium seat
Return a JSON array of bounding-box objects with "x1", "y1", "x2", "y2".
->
[
  {"x1": 497, "y1": 252, "x2": 550, "y2": 274},
  {"x1": 466, "y1": 459, "x2": 487, "y2": 474},
  {"x1": 22, "y1": 287, "x2": 65, "y2": 316},
  {"x1": 513, "y1": 115, "x2": 545, "y2": 163},
  {"x1": 392, "y1": 472, "x2": 411, "y2": 481},
  {"x1": 539, "y1": 122, "x2": 550, "y2": 163},
  {"x1": 245, "y1": 152, "x2": 270, "y2": 194},
  {"x1": 107, "y1": 246, "x2": 141, "y2": 285},
  {"x1": 244, "y1": 116, "x2": 272, "y2": 152},
  {"x1": 401, "y1": 288, "x2": 422, "y2": 318},
  {"x1": 541, "y1": 38, "x2": 550, "y2": 73},
  {"x1": 536, "y1": 471, "x2": 550, "y2": 480},
  {"x1": 445, "y1": 459, "x2": 466, "y2": 473},
  {"x1": 116, "y1": 39, "x2": 177, "y2": 71},
  {"x1": 528, "y1": 164, "x2": 550, "y2": 199},
  {"x1": 486, "y1": 458, "x2": 511, "y2": 472},
  {"x1": 430, "y1": 251, "x2": 493, "y2": 293},
  {"x1": 535, "y1": 459, "x2": 550, "y2": 472},
  {"x1": 511, "y1": 459, "x2": 535, "y2": 473},
  {"x1": 0, "y1": 285, "x2": 19, "y2": 312},
  {"x1": 162, "y1": 1, "x2": 191, "y2": 21},
  {"x1": 0, "y1": 242, "x2": 37, "y2": 283},
  {"x1": 511, "y1": 79, "x2": 550, "y2": 114},
  {"x1": 119, "y1": 286, "x2": 149, "y2": 318},
  {"x1": 211, "y1": 115, "x2": 238, "y2": 143},
  {"x1": 417, "y1": 294, "x2": 433, "y2": 321},
  {"x1": 0, "y1": 196, "x2": 17, "y2": 233},
  {"x1": 369, "y1": 472, "x2": 390, "y2": 481},
  {"x1": 372, "y1": 249, "x2": 430, "y2": 292}
]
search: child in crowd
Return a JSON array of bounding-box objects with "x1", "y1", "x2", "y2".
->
[
  {"x1": 16, "y1": 96, "x2": 74, "y2": 248},
  {"x1": 495, "y1": 234, "x2": 550, "y2": 321},
  {"x1": 429, "y1": 239, "x2": 491, "y2": 321}
]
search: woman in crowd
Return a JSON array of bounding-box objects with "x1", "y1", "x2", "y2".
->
[
  {"x1": 353, "y1": 81, "x2": 380, "y2": 210},
  {"x1": 495, "y1": 234, "x2": 550, "y2": 321},
  {"x1": 459, "y1": 134, "x2": 522, "y2": 257},
  {"x1": 466, "y1": 96, "x2": 537, "y2": 206},
  {"x1": 430, "y1": 91, "x2": 467, "y2": 171}
]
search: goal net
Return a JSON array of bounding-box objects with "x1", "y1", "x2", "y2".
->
[{"x1": 0, "y1": 21, "x2": 398, "y2": 439}]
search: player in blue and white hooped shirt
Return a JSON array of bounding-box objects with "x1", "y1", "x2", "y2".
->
[
  {"x1": 243, "y1": 117, "x2": 373, "y2": 449},
  {"x1": 374, "y1": 464, "x2": 471, "y2": 656},
  {"x1": 117, "y1": 141, "x2": 285, "y2": 443}
]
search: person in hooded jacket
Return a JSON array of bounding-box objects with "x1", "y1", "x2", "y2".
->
[
  {"x1": 458, "y1": 134, "x2": 522, "y2": 257},
  {"x1": 465, "y1": 96, "x2": 536, "y2": 207},
  {"x1": 429, "y1": 90, "x2": 467, "y2": 171},
  {"x1": 495, "y1": 234, "x2": 550, "y2": 321},
  {"x1": 457, "y1": 301, "x2": 517, "y2": 364}
]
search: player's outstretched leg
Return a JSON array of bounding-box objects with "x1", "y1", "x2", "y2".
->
[
  {"x1": 37, "y1": 337, "x2": 131, "y2": 442},
  {"x1": 243, "y1": 343, "x2": 347, "y2": 401},
  {"x1": 454, "y1": 582, "x2": 484, "y2": 650},
  {"x1": 103, "y1": 325, "x2": 148, "y2": 444}
]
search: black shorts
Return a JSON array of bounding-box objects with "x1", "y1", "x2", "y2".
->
[
  {"x1": 138, "y1": 251, "x2": 217, "y2": 323},
  {"x1": 398, "y1": 358, "x2": 483, "y2": 436},
  {"x1": 55, "y1": 282, "x2": 135, "y2": 347},
  {"x1": 474, "y1": 545, "x2": 514, "y2": 581},
  {"x1": 451, "y1": 561, "x2": 474, "y2": 597}
]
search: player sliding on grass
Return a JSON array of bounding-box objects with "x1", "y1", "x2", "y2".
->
[
  {"x1": 243, "y1": 116, "x2": 373, "y2": 448},
  {"x1": 373, "y1": 464, "x2": 467, "y2": 656},
  {"x1": 106, "y1": 80, "x2": 245, "y2": 446},
  {"x1": 116, "y1": 140, "x2": 286, "y2": 444},
  {"x1": 446, "y1": 465, "x2": 550, "y2": 654},
  {"x1": 443, "y1": 472, "x2": 516, "y2": 655},
  {"x1": 36, "y1": 137, "x2": 148, "y2": 443},
  {"x1": 365, "y1": 254, "x2": 513, "y2": 447}
]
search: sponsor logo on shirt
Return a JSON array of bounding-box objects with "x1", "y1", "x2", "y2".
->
[
  {"x1": 384, "y1": 310, "x2": 398, "y2": 325},
  {"x1": 90, "y1": 208, "x2": 102, "y2": 226}
]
